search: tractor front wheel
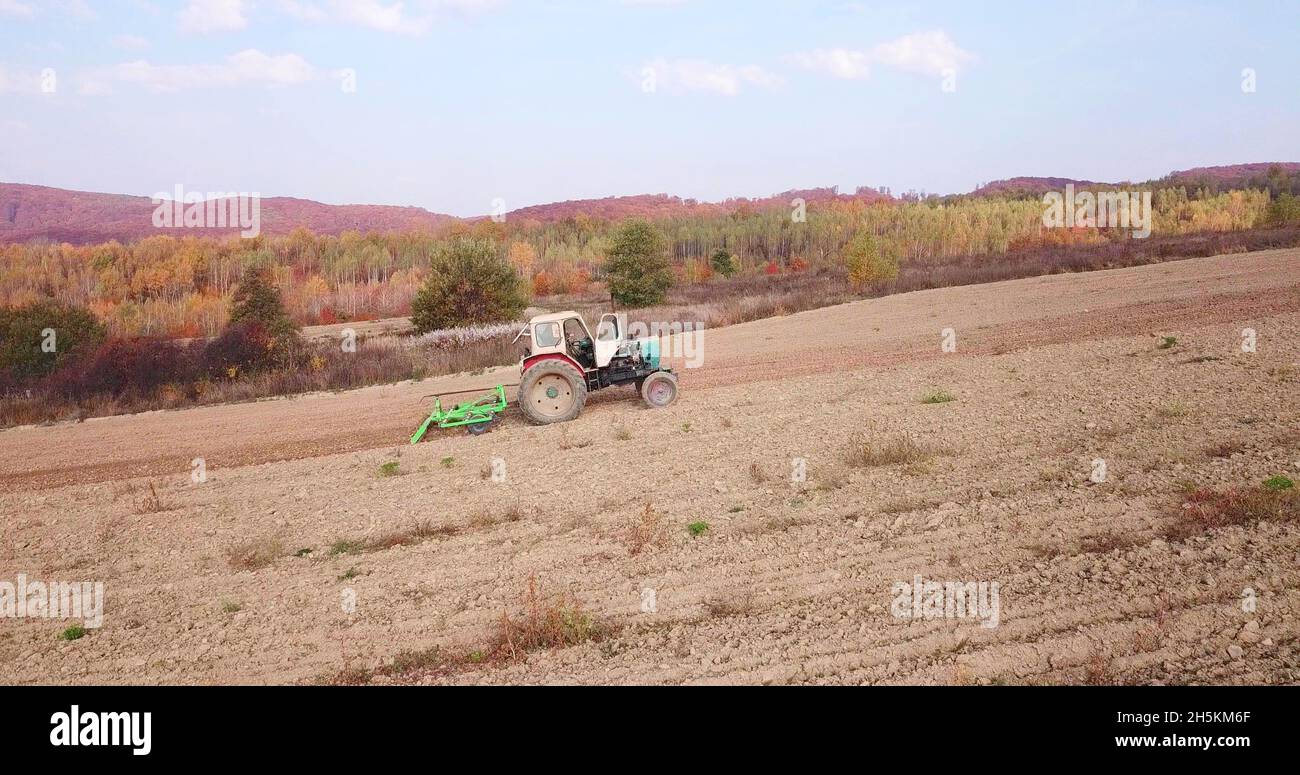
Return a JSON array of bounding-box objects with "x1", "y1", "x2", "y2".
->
[
  {"x1": 519, "y1": 360, "x2": 587, "y2": 424},
  {"x1": 640, "y1": 371, "x2": 678, "y2": 409}
]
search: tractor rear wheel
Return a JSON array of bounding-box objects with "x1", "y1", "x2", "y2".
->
[
  {"x1": 640, "y1": 371, "x2": 678, "y2": 409},
  {"x1": 519, "y1": 360, "x2": 587, "y2": 424}
]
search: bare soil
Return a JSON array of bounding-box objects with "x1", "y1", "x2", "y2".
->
[{"x1": 1, "y1": 248, "x2": 1297, "y2": 685}]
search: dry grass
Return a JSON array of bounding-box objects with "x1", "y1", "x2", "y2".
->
[
  {"x1": 748, "y1": 461, "x2": 769, "y2": 483},
  {"x1": 1078, "y1": 532, "x2": 1148, "y2": 555},
  {"x1": 225, "y1": 536, "x2": 285, "y2": 571},
  {"x1": 1204, "y1": 438, "x2": 1246, "y2": 458},
  {"x1": 704, "y1": 592, "x2": 756, "y2": 618},
  {"x1": 846, "y1": 432, "x2": 947, "y2": 468},
  {"x1": 1083, "y1": 646, "x2": 1115, "y2": 686},
  {"x1": 488, "y1": 575, "x2": 609, "y2": 661},
  {"x1": 626, "y1": 502, "x2": 667, "y2": 555},
  {"x1": 132, "y1": 481, "x2": 173, "y2": 514},
  {"x1": 1164, "y1": 484, "x2": 1300, "y2": 541},
  {"x1": 332, "y1": 519, "x2": 456, "y2": 555}
]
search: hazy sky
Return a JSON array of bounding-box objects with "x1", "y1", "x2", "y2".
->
[{"x1": 1, "y1": 0, "x2": 1297, "y2": 216}]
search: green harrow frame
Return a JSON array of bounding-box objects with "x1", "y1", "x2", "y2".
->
[{"x1": 410, "y1": 384, "x2": 508, "y2": 443}]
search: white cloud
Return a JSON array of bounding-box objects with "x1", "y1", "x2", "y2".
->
[
  {"x1": 334, "y1": 0, "x2": 430, "y2": 34},
  {"x1": 178, "y1": 0, "x2": 248, "y2": 33},
  {"x1": 641, "y1": 57, "x2": 781, "y2": 96},
  {"x1": 869, "y1": 30, "x2": 973, "y2": 76},
  {"x1": 0, "y1": 0, "x2": 35, "y2": 19},
  {"x1": 784, "y1": 48, "x2": 870, "y2": 80},
  {"x1": 0, "y1": 66, "x2": 41, "y2": 93},
  {"x1": 81, "y1": 49, "x2": 318, "y2": 93},
  {"x1": 787, "y1": 30, "x2": 974, "y2": 81},
  {"x1": 278, "y1": 0, "x2": 499, "y2": 34}
]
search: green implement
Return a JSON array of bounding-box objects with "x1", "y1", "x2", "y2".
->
[{"x1": 410, "y1": 384, "x2": 508, "y2": 443}]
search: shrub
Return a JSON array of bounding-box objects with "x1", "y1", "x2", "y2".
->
[
  {"x1": 0, "y1": 301, "x2": 105, "y2": 384},
  {"x1": 411, "y1": 238, "x2": 527, "y2": 332},
  {"x1": 606, "y1": 220, "x2": 672, "y2": 306},
  {"x1": 49, "y1": 337, "x2": 199, "y2": 400},
  {"x1": 203, "y1": 320, "x2": 294, "y2": 376},
  {"x1": 1264, "y1": 192, "x2": 1300, "y2": 226},
  {"x1": 843, "y1": 230, "x2": 900, "y2": 290},
  {"x1": 230, "y1": 268, "x2": 298, "y2": 339},
  {"x1": 709, "y1": 248, "x2": 739, "y2": 277}
]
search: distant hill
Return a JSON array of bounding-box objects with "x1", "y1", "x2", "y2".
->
[
  {"x1": 971, "y1": 163, "x2": 1300, "y2": 200},
  {"x1": 2, "y1": 164, "x2": 1294, "y2": 245},
  {"x1": 501, "y1": 186, "x2": 892, "y2": 224},
  {"x1": 0, "y1": 183, "x2": 457, "y2": 245}
]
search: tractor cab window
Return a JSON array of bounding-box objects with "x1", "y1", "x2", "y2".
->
[
  {"x1": 595, "y1": 316, "x2": 618, "y2": 342},
  {"x1": 534, "y1": 322, "x2": 561, "y2": 348},
  {"x1": 563, "y1": 318, "x2": 588, "y2": 343}
]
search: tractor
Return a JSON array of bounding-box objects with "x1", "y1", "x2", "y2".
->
[
  {"x1": 410, "y1": 311, "x2": 678, "y2": 442},
  {"x1": 514, "y1": 311, "x2": 678, "y2": 424}
]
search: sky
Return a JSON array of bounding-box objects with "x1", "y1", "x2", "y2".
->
[{"x1": 0, "y1": 0, "x2": 1297, "y2": 217}]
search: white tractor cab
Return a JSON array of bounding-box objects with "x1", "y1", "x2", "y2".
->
[{"x1": 513, "y1": 310, "x2": 678, "y2": 424}]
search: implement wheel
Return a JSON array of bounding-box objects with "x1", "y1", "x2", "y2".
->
[
  {"x1": 519, "y1": 360, "x2": 587, "y2": 424},
  {"x1": 640, "y1": 371, "x2": 678, "y2": 409}
]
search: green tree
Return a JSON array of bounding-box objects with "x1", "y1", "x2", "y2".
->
[
  {"x1": 230, "y1": 267, "x2": 298, "y2": 338},
  {"x1": 606, "y1": 220, "x2": 672, "y2": 306},
  {"x1": 709, "y1": 248, "x2": 739, "y2": 277},
  {"x1": 410, "y1": 238, "x2": 527, "y2": 332},
  {"x1": 1265, "y1": 192, "x2": 1300, "y2": 226},
  {"x1": 0, "y1": 301, "x2": 106, "y2": 383},
  {"x1": 843, "y1": 230, "x2": 900, "y2": 291}
]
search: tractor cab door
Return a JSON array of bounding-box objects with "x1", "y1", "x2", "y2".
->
[
  {"x1": 562, "y1": 316, "x2": 596, "y2": 369},
  {"x1": 593, "y1": 313, "x2": 624, "y2": 368}
]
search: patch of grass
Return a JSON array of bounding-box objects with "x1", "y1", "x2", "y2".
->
[
  {"x1": 1156, "y1": 401, "x2": 1189, "y2": 419},
  {"x1": 1205, "y1": 439, "x2": 1246, "y2": 458},
  {"x1": 328, "y1": 539, "x2": 366, "y2": 556},
  {"x1": 1183, "y1": 355, "x2": 1222, "y2": 364},
  {"x1": 488, "y1": 575, "x2": 610, "y2": 661},
  {"x1": 221, "y1": 600, "x2": 243, "y2": 613},
  {"x1": 1078, "y1": 532, "x2": 1148, "y2": 555},
  {"x1": 921, "y1": 390, "x2": 957, "y2": 404},
  {"x1": 626, "y1": 502, "x2": 667, "y2": 556},
  {"x1": 1164, "y1": 482, "x2": 1300, "y2": 541},
  {"x1": 59, "y1": 624, "x2": 86, "y2": 641},
  {"x1": 558, "y1": 430, "x2": 591, "y2": 450},
  {"x1": 687, "y1": 520, "x2": 710, "y2": 537},
  {"x1": 1084, "y1": 647, "x2": 1114, "y2": 685},
  {"x1": 680, "y1": 422, "x2": 692, "y2": 433},
  {"x1": 133, "y1": 481, "x2": 173, "y2": 515},
  {"x1": 704, "y1": 592, "x2": 754, "y2": 618},
  {"x1": 1157, "y1": 335, "x2": 1178, "y2": 350},
  {"x1": 720, "y1": 417, "x2": 733, "y2": 429},
  {"x1": 225, "y1": 536, "x2": 285, "y2": 570},
  {"x1": 1264, "y1": 475, "x2": 1295, "y2": 491},
  {"x1": 728, "y1": 505, "x2": 745, "y2": 513},
  {"x1": 614, "y1": 425, "x2": 633, "y2": 441},
  {"x1": 293, "y1": 547, "x2": 313, "y2": 557},
  {"x1": 338, "y1": 568, "x2": 359, "y2": 581},
  {"x1": 378, "y1": 461, "x2": 401, "y2": 477},
  {"x1": 440, "y1": 456, "x2": 455, "y2": 468},
  {"x1": 370, "y1": 519, "x2": 454, "y2": 550},
  {"x1": 846, "y1": 432, "x2": 947, "y2": 468},
  {"x1": 748, "y1": 461, "x2": 769, "y2": 483}
]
